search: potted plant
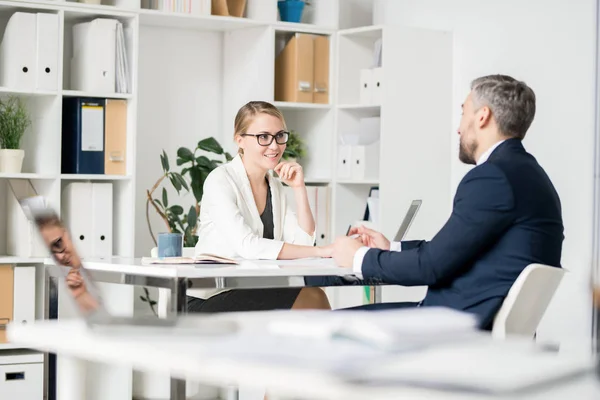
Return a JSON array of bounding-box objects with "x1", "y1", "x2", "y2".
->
[
  {"x1": 282, "y1": 129, "x2": 306, "y2": 163},
  {"x1": 0, "y1": 96, "x2": 31, "y2": 174},
  {"x1": 145, "y1": 136, "x2": 233, "y2": 249},
  {"x1": 278, "y1": 0, "x2": 306, "y2": 23}
]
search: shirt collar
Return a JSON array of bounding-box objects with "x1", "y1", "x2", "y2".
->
[{"x1": 477, "y1": 140, "x2": 506, "y2": 165}]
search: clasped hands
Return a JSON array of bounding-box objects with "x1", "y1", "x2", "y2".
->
[{"x1": 323, "y1": 225, "x2": 392, "y2": 268}]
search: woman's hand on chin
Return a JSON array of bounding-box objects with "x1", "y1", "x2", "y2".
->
[{"x1": 275, "y1": 161, "x2": 305, "y2": 188}]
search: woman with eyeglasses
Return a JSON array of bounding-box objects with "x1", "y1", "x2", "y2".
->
[{"x1": 188, "y1": 101, "x2": 333, "y2": 313}]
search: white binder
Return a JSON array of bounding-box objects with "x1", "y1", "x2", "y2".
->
[
  {"x1": 282, "y1": 186, "x2": 330, "y2": 245},
  {"x1": 35, "y1": 13, "x2": 59, "y2": 91},
  {"x1": 62, "y1": 183, "x2": 94, "y2": 259},
  {"x1": 6, "y1": 183, "x2": 47, "y2": 258},
  {"x1": 0, "y1": 12, "x2": 36, "y2": 90},
  {"x1": 351, "y1": 143, "x2": 380, "y2": 180},
  {"x1": 62, "y1": 182, "x2": 113, "y2": 260},
  {"x1": 13, "y1": 266, "x2": 36, "y2": 325},
  {"x1": 371, "y1": 67, "x2": 384, "y2": 105},
  {"x1": 337, "y1": 145, "x2": 352, "y2": 179},
  {"x1": 309, "y1": 186, "x2": 331, "y2": 245},
  {"x1": 91, "y1": 183, "x2": 113, "y2": 259},
  {"x1": 71, "y1": 18, "x2": 118, "y2": 93},
  {"x1": 359, "y1": 68, "x2": 372, "y2": 105}
]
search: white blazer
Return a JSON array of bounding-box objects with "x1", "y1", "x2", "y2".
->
[{"x1": 190, "y1": 155, "x2": 316, "y2": 299}]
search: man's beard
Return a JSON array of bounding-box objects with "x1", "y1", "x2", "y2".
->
[{"x1": 458, "y1": 137, "x2": 478, "y2": 165}]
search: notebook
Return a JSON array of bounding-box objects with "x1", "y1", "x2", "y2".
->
[{"x1": 141, "y1": 254, "x2": 238, "y2": 265}]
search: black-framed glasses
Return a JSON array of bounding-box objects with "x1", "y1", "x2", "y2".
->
[{"x1": 241, "y1": 131, "x2": 289, "y2": 146}]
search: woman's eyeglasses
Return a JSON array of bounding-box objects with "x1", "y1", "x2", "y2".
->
[{"x1": 241, "y1": 131, "x2": 289, "y2": 146}]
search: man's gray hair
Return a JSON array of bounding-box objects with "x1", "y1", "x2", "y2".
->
[{"x1": 470, "y1": 75, "x2": 536, "y2": 140}]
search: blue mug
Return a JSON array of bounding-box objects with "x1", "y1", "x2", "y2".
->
[{"x1": 157, "y1": 232, "x2": 183, "y2": 258}]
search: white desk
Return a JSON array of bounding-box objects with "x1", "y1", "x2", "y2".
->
[
  {"x1": 45, "y1": 257, "x2": 359, "y2": 400},
  {"x1": 7, "y1": 318, "x2": 600, "y2": 400}
]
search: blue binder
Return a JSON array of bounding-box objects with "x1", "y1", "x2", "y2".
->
[{"x1": 62, "y1": 97, "x2": 106, "y2": 174}]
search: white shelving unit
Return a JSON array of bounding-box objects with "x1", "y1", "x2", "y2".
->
[{"x1": 0, "y1": 0, "x2": 454, "y2": 399}]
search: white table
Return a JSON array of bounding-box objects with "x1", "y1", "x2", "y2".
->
[
  {"x1": 7, "y1": 318, "x2": 600, "y2": 400},
  {"x1": 45, "y1": 257, "x2": 360, "y2": 400}
]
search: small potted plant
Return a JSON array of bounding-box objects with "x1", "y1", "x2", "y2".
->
[
  {"x1": 278, "y1": 0, "x2": 306, "y2": 23},
  {"x1": 282, "y1": 130, "x2": 306, "y2": 163},
  {"x1": 0, "y1": 96, "x2": 31, "y2": 174}
]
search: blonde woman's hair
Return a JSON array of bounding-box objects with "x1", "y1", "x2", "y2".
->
[{"x1": 234, "y1": 101, "x2": 287, "y2": 154}]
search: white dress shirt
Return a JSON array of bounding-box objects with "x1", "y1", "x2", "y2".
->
[{"x1": 352, "y1": 140, "x2": 506, "y2": 277}]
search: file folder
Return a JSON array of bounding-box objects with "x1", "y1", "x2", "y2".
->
[
  {"x1": 0, "y1": 265, "x2": 14, "y2": 330},
  {"x1": 104, "y1": 99, "x2": 127, "y2": 175},
  {"x1": 62, "y1": 182, "x2": 113, "y2": 259},
  {"x1": 0, "y1": 12, "x2": 36, "y2": 90},
  {"x1": 313, "y1": 35, "x2": 329, "y2": 104},
  {"x1": 13, "y1": 266, "x2": 36, "y2": 325},
  {"x1": 275, "y1": 33, "x2": 314, "y2": 103},
  {"x1": 71, "y1": 18, "x2": 118, "y2": 93},
  {"x1": 62, "y1": 183, "x2": 94, "y2": 259},
  {"x1": 35, "y1": 13, "x2": 59, "y2": 91},
  {"x1": 62, "y1": 97, "x2": 106, "y2": 174},
  {"x1": 91, "y1": 183, "x2": 113, "y2": 259},
  {"x1": 6, "y1": 180, "x2": 47, "y2": 258}
]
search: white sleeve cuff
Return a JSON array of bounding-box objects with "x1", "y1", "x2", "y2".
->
[
  {"x1": 390, "y1": 241, "x2": 402, "y2": 252},
  {"x1": 352, "y1": 246, "x2": 370, "y2": 278}
]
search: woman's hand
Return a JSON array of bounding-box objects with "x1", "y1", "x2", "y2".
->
[
  {"x1": 275, "y1": 161, "x2": 305, "y2": 188},
  {"x1": 316, "y1": 244, "x2": 334, "y2": 258}
]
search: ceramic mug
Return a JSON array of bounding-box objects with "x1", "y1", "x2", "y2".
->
[{"x1": 157, "y1": 232, "x2": 183, "y2": 258}]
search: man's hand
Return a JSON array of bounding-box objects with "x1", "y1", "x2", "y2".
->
[
  {"x1": 348, "y1": 225, "x2": 391, "y2": 250},
  {"x1": 332, "y1": 236, "x2": 364, "y2": 268}
]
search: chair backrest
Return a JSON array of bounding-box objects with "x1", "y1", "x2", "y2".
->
[
  {"x1": 150, "y1": 247, "x2": 195, "y2": 258},
  {"x1": 492, "y1": 263, "x2": 565, "y2": 339}
]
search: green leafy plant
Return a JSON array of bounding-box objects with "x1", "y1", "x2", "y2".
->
[
  {"x1": 282, "y1": 130, "x2": 306, "y2": 161},
  {"x1": 0, "y1": 96, "x2": 31, "y2": 150},
  {"x1": 145, "y1": 137, "x2": 233, "y2": 248}
]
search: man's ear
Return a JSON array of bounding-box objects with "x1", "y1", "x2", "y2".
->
[{"x1": 477, "y1": 106, "x2": 493, "y2": 129}]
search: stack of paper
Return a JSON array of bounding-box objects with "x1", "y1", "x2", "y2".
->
[{"x1": 115, "y1": 22, "x2": 129, "y2": 94}]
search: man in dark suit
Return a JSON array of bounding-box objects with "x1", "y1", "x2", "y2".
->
[{"x1": 331, "y1": 74, "x2": 564, "y2": 330}]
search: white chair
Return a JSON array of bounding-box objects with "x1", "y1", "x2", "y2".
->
[{"x1": 492, "y1": 263, "x2": 565, "y2": 339}]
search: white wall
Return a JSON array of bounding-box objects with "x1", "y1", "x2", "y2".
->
[
  {"x1": 379, "y1": 0, "x2": 597, "y2": 348},
  {"x1": 135, "y1": 27, "x2": 223, "y2": 256}
]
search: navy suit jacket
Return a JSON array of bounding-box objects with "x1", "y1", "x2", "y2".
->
[{"x1": 362, "y1": 138, "x2": 564, "y2": 329}]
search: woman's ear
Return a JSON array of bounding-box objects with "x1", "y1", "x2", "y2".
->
[{"x1": 234, "y1": 134, "x2": 243, "y2": 152}]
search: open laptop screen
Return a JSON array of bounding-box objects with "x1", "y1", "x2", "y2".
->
[{"x1": 8, "y1": 179, "x2": 104, "y2": 318}]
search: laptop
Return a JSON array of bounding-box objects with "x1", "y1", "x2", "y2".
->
[
  {"x1": 393, "y1": 200, "x2": 422, "y2": 241},
  {"x1": 7, "y1": 179, "x2": 238, "y2": 336}
]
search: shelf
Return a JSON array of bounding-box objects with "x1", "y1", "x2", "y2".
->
[
  {"x1": 0, "y1": 256, "x2": 45, "y2": 264},
  {"x1": 336, "y1": 179, "x2": 379, "y2": 185},
  {"x1": 338, "y1": 25, "x2": 383, "y2": 39},
  {"x1": 61, "y1": 174, "x2": 132, "y2": 181},
  {"x1": 0, "y1": 173, "x2": 57, "y2": 180},
  {"x1": 62, "y1": 90, "x2": 133, "y2": 99},
  {"x1": 138, "y1": 9, "x2": 264, "y2": 31},
  {"x1": 337, "y1": 104, "x2": 381, "y2": 111},
  {"x1": 0, "y1": 87, "x2": 58, "y2": 97},
  {"x1": 273, "y1": 21, "x2": 335, "y2": 35},
  {"x1": 273, "y1": 101, "x2": 332, "y2": 110}
]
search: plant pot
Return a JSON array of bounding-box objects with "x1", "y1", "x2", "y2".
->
[
  {"x1": 0, "y1": 149, "x2": 24, "y2": 173},
  {"x1": 278, "y1": 0, "x2": 305, "y2": 23}
]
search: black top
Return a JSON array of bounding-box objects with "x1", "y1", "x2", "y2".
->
[{"x1": 260, "y1": 180, "x2": 274, "y2": 240}]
